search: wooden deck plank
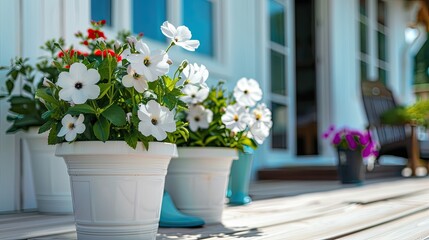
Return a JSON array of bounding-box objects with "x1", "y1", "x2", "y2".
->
[
  {"x1": 337, "y1": 209, "x2": 429, "y2": 240},
  {"x1": 0, "y1": 214, "x2": 75, "y2": 240},
  {"x1": 6, "y1": 178, "x2": 429, "y2": 240}
]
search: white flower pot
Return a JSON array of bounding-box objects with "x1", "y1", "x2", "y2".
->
[
  {"x1": 23, "y1": 127, "x2": 73, "y2": 214},
  {"x1": 165, "y1": 147, "x2": 238, "y2": 224},
  {"x1": 56, "y1": 141, "x2": 177, "y2": 240}
]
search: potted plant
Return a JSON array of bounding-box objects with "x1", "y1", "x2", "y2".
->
[
  {"x1": 35, "y1": 20, "x2": 199, "y2": 240},
  {"x1": 0, "y1": 40, "x2": 74, "y2": 214},
  {"x1": 323, "y1": 126, "x2": 378, "y2": 184},
  {"x1": 165, "y1": 77, "x2": 272, "y2": 224}
]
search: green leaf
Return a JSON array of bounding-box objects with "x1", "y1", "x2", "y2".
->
[
  {"x1": 23, "y1": 84, "x2": 33, "y2": 95},
  {"x1": 101, "y1": 104, "x2": 126, "y2": 126},
  {"x1": 98, "y1": 57, "x2": 117, "y2": 80},
  {"x1": 163, "y1": 76, "x2": 177, "y2": 91},
  {"x1": 67, "y1": 104, "x2": 96, "y2": 115},
  {"x1": 204, "y1": 135, "x2": 218, "y2": 145},
  {"x1": 8, "y1": 96, "x2": 33, "y2": 104},
  {"x1": 35, "y1": 89, "x2": 58, "y2": 106},
  {"x1": 97, "y1": 83, "x2": 112, "y2": 99},
  {"x1": 41, "y1": 110, "x2": 52, "y2": 120},
  {"x1": 163, "y1": 95, "x2": 178, "y2": 111},
  {"x1": 13, "y1": 116, "x2": 41, "y2": 127},
  {"x1": 6, "y1": 80, "x2": 14, "y2": 94},
  {"x1": 39, "y1": 120, "x2": 53, "y2": 134},
  {"x1": 241, "y1": 138, "x2": 258, "y2": 149},
  {"x1": 124, "y1": 130, "x2": 138, "y2": 149},
  {"x1": 93, "y1": 117, "x2": 110, "y2": 141},
  {"x1": 48, "y1": 123, "x2": 58, "y2": 145},
  {"x1": 53, "y1": 61, "x2": 63, "y2": 70}
]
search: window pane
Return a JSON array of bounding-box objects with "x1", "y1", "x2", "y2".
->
[
  {"x1": 132, "y1": 0, "x2": 166, "y2": 42},
  {"x1": 183, "y1": 0, "x2": 213, "y2": 56},
  {"x1": 271, "y1": 102, "x2": 288, "y2": 149},
  {"x1": 91, "y1": 0, "x2": 112, "y2": 27},
  {"x1": 360, "y1": 22, "x2": 367, "y2": 54},
  {"x1": 271, "y1": 50, "x2": 286, "y2": 96},
  {"x1": 270, "y1": 0, "x2": 285, "y2": 46},
  {"x1": 378, "y1": 0, "x2": 386, "y2": 25},
  {"x1": 378, "y1": 31, "x2": 386, "y2": 61},
  {"x1": 361, "y1": 61, "x2": 367, "y2": 81},
  {"x1": 379, "y1": 68, "x2": 387, "y2": 84},
  {"x1": 360, "y1": 0, "x2": 367, "y2": 17}
]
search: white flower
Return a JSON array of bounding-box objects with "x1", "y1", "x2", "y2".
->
[
  {"x1": 57, "y1": 62, "x2": 100, "y2": 104},
  {"x1": 57, "y1": 114, "x2": 86, "y2": 142},
  {"x1": 126, "y1": 36, "x2": 137, "y2": 45},
  {"x1": 187, "y1": 105, "x2": 213, "y2": 131},
  {"x1": 247, "y1": 104, "x2": 272, "y2": 144},
  {"x1": 221, "y1": 104, "x2": 251, "y2": 133},
  {"x1": 43, "y1": 77, "x2": 54, "y2": 87},
  {"x1": 137, "y1": 100, "x2": 176, "y2": 141},
  {"x1": 250, "y1": 103, "x2": 273, "y2": 130},
  {"x1": 122, "y1": 66, "x2": 149, "y2": 93},
  {"x1": 233, "y1": 78, "x2": 263, "y2": 107},
  {"x1": 183, "y1": 63, "x2": 209, "y2": 88},
  {"x1": 248, "y1": 124, "x2": 270, "y2": 144},
  {"x1": 161, "y1": 21, "x2": 200, "y2": 51},
  {"x1": 114, "y1": 40, "x2": 121, "y2": 49},
  {"x1": 126, "y1": 41, "x2": 169, "y2": 82},
  {"x1": 95, "y1": 38, "x2": 105, "y2": 45},
  {"x1": 181, "y1": 84, "x2": 209, "y2": 104},
  {"x1": 126, "y1": 112, "x2": 132, "y2": 123},
  {"x1": 121, "y1": 48, "x2": 132, "y2": 59}
]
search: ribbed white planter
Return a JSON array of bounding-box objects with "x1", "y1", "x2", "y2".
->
[
  {"x1": 165, "y1": 147, "x2": 238, "y2": 224},
  {"x1": 56, "y1": 141, "x2": 177, "y2": 240},
  {"x1": 23, "y1": 127, "x2": 72, "y2": 214}
]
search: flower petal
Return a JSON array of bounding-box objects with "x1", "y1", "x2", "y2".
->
[
  {"x1": 69, "y1": 63, "x2": 87, "y2": 80},
  {"x1": 122, "y1": 75, "x2": 134, "y2": 88},
  {"x1": 161, "y1": 21, "x2": 177, "y2": 39}
]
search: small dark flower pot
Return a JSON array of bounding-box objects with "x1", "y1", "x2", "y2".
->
[{"x1": 337, "y1": 148, "x2": 365, "y2": 184}]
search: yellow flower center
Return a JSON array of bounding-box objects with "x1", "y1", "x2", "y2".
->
[{"x1": 233, "y1": 114, "x2": 239, "y2": 122}]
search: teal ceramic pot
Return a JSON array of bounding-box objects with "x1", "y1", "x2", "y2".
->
[{"x1": 227, "y1": 146, "x2": 254, "y2": 205}]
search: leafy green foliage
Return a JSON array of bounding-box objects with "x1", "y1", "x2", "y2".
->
[
  {"x1": 0, "y1": 58, "x2": 50, "y2": 133},
  {"x1": 30, "y1": 23, "x2": 190, "y2": 149},
  {"x1": 176, "y1": 82, "x2": 257, "y2": 152},
  {"x1": 381, "y1": 100, "x2": 429, "y2": 127}
]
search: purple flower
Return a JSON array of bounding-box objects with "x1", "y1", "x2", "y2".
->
[
  {"x1": 359, "y1": 133, "x2": 370, "y2": 145},
  {"x1": 362, "y1": 142, "x2": 377, "y2": 158},
  {"x1": 332, "y1": 132, "x2": 342, "y2": 145},
  {"x1": 322, "y1": 132, "x2": 330, "y2": 139},
  {"x1": 323, "y1": 125, "x2": 379, "y2": 159},
  {"x1": 345, "y1": 133, "x2": 358, "y2": 150}
]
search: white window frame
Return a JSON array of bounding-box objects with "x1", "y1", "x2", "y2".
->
[
  {"x1": 258, "y1": 0, "x2": 296, "y2": 167},
  {"x1": 359, "y1": 0, "x2": 389, "y2": 82}
]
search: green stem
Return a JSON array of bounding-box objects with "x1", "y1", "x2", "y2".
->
[{"x1": 165, "y1": 42, "x2": 175, "y2": 53}]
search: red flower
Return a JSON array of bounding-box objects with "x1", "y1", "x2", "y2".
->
[
  {"x1": 100, "y1": 20, "x2": 106, "y2": 25},
  {"x1": 82, "y1": 40, "x2": 89, "y2": 46},
  {"x1": 94, "y1": 49, "x2": 122, "y2": 62},
  {"x1": 57, "y1": 49, "x2": 89, "y2": 58},
  {"x1": 87, "y1": 29, "x2": 106, "y2": 39}
]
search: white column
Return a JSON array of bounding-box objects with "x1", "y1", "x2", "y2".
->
[
  {"x1": 329, "y1": 0, "x2": 366, "y2": 129},
  {"x1": 0, "y1": 0, "x2": 21, "y2": 212}
]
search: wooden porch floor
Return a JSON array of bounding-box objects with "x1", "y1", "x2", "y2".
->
[{"x1": 3, "y1": 178, "x2": 429, "y2": 240}]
